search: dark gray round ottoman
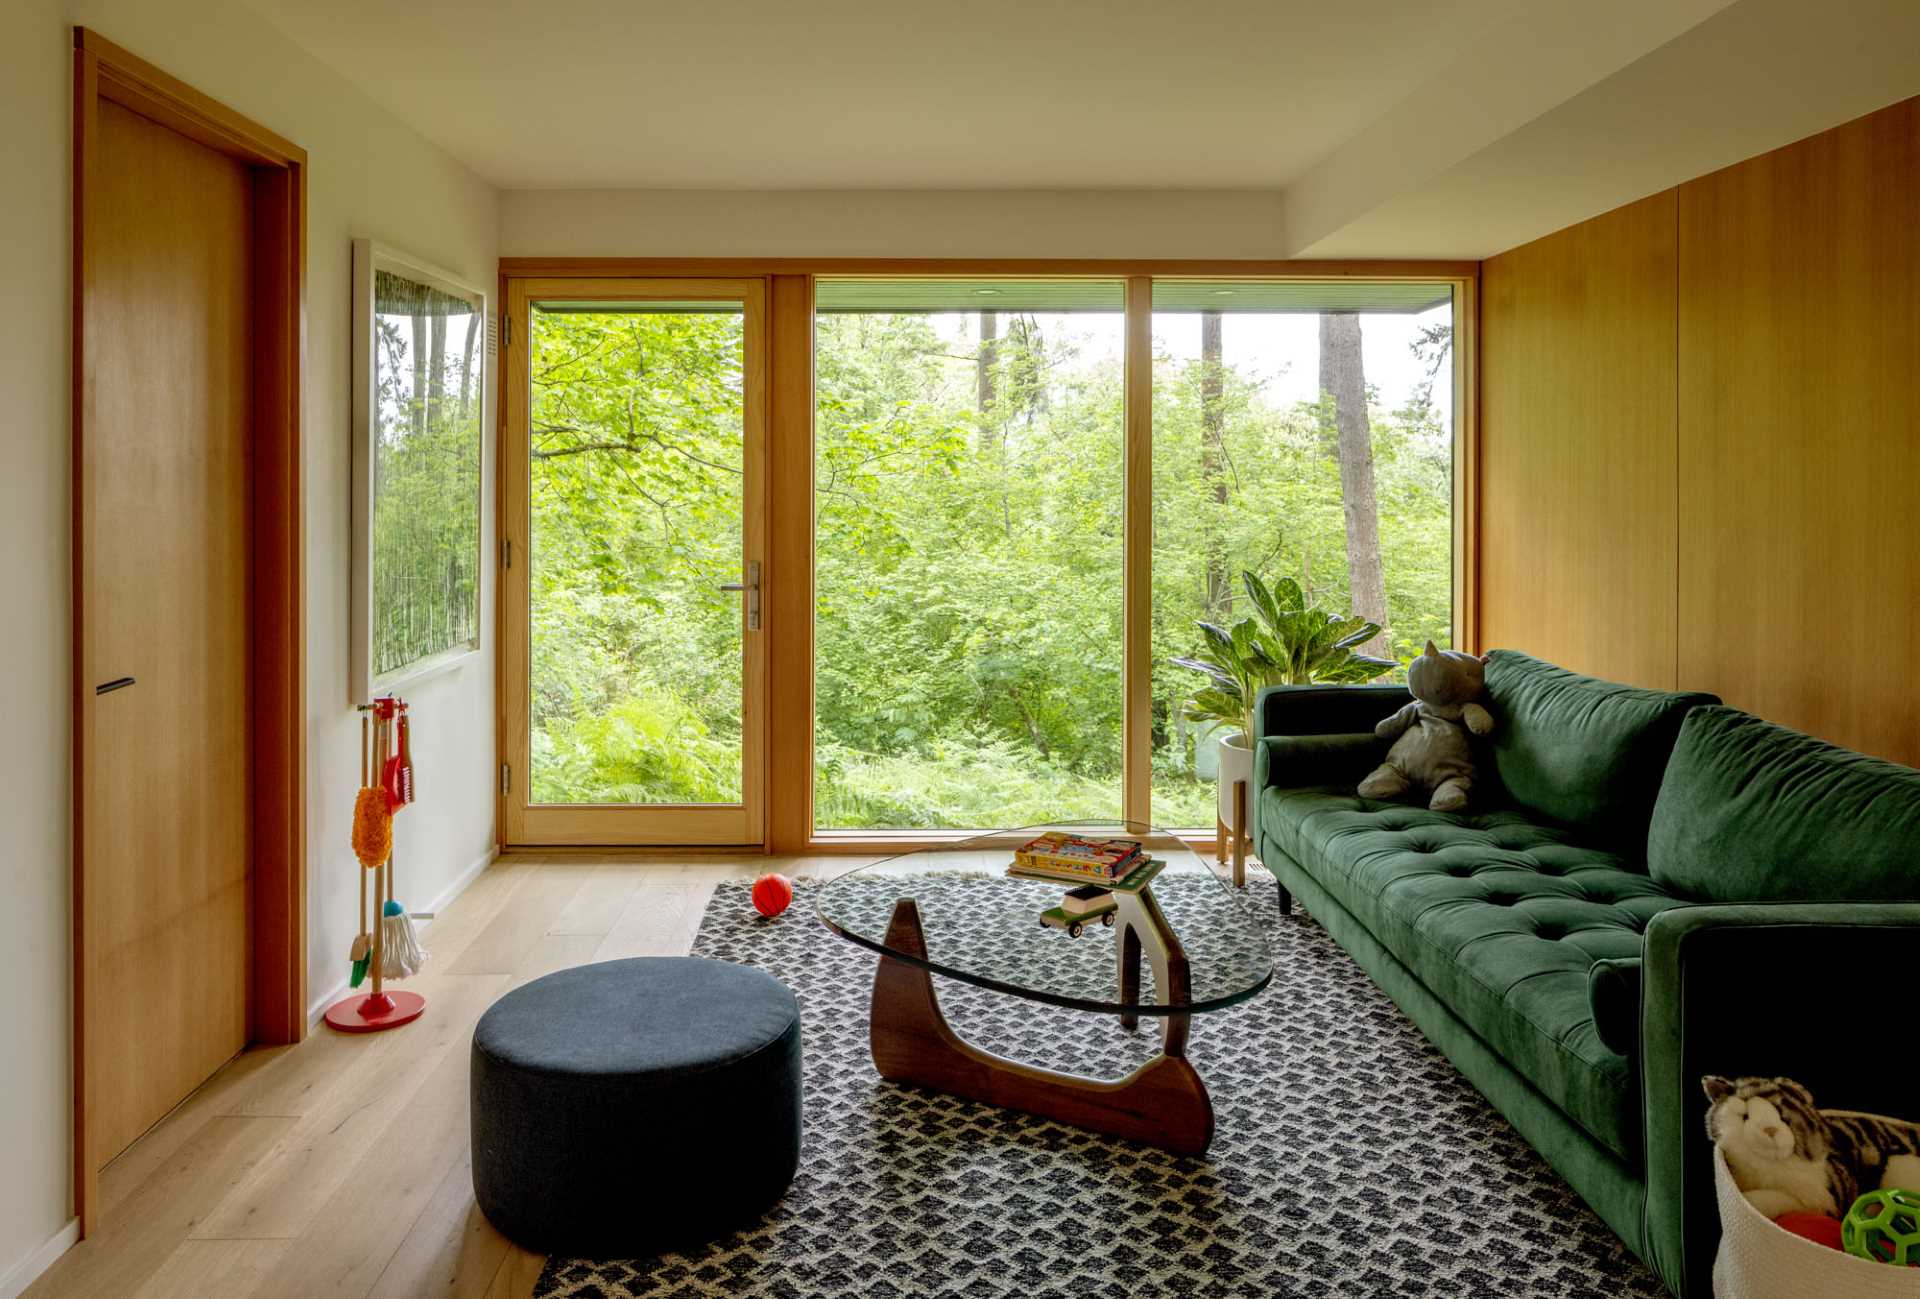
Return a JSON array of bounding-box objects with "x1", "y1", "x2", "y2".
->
[{"x1": 470, "y1": 956, "x2": 802, "y2": 1254}]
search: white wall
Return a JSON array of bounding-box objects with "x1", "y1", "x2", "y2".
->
[
  {"x1": 0, "y1": 0, "x2": 499, "y2": 1287},
  {"x1": 0, "y1": 4, "x2": 82, "y2": 1293},
  {"x1": 501, "y1": 188, "x2": 1287, "y2": 259}
]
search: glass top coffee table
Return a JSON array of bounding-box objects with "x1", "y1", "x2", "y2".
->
[{"x1": 816, "y1": 821, "x2": 1273, "y2": 1156}]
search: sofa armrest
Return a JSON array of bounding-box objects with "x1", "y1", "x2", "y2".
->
[
  {"x1": 1587, "y1": 957, "x2": 1640, "y2": 1058},
  {"x1": 1639, "y1": 902, "x2": 1920, "y2": 1299},
  {"x1": 1254, "y1": 733, "x2": 1384, "y2": 792},
  {"x1": 1253, "y1": 683, "x2": 1412, "y2": 743}
]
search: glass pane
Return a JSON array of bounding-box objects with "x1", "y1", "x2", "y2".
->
[
  {"x1": 1149, "y1": 284, "x2": 1455, "y2": 828},
  {"x1": 813, "y1": 282, "x2": 1126, "y2": 829},
  {"x1": 816, "y1": 821, "x2": 1272, "y2": 1015},
  {"x1": 370, "y1": 272, "x2": 482, "y2": 682},
  {"x1": 527, "y1": 301, "x2": 746, "y2": 805}
]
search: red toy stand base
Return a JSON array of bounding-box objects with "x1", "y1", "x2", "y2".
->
[{"x1": 323, "y1": 990, "x2": 427, "y2": 1034}]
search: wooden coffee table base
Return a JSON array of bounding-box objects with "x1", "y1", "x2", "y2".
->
[{"x1": 868, "y1": 897, "x2": 1215, "y2": 1157}]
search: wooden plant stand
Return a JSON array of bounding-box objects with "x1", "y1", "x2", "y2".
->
[
  {"x1": 869, "y1": 890, "x2": 1215, "y2": 1156},
  {"x1": 1215, "y1": 777, "x2": 1249, "y2": 888}
]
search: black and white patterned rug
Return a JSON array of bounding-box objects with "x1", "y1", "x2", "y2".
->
[{"x1": 535, "y1": 878, "x2": 1668, "y2": 1299}]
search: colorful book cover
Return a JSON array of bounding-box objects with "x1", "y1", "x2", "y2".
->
[
  {"x1": 1013, "y1": 832, "x2": 1144, "y2": 879},
  {"x1": 1006, "y1": 857, "x2": 1165, "y2": 893}
]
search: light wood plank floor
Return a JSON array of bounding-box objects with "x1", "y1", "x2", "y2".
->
[{"x1": 28, "y1": 854, "x2": 860, "y2": 1299}]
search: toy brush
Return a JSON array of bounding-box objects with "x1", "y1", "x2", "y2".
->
[
  {"x1": 383, "y1": 706, "x2": 416, "y2": 810},
  {"x1": 380, "y1": 705, "x2": 427, "y2": 979}
]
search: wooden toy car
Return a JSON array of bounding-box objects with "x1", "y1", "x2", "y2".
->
[{"x1": 1039, "y1": 903, "x2": 1118, "y2": 938}]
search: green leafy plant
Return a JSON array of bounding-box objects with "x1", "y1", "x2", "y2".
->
[{"x1": 1173, "y1": 572, "x2": 1396, "y2": 741}]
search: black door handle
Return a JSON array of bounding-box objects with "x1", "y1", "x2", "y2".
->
[{"x1": 95, "y1": 677, "x2": 135, "y2": 695}]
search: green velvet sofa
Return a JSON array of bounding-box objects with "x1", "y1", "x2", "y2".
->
[{"x1": 1251, "y1": 651, "x2": 1920, "y2": 1299}]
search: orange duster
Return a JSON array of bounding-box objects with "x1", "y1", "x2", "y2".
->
[{"x1": 351, "y1": 786, "x2": 392, "y2": 868}]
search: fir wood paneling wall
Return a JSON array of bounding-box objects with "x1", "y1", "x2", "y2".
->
[
  {"x1": 1480, "y1": 95, "x2": 1920, "y2": 765},
  {"x1": 1480, "y1": 192, "x2": 1679, "y2": 688},
  {"x1": 1675, "y1": 98, "x2": 1920, "y2": 765}
]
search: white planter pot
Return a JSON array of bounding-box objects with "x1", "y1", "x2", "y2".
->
[
  {"x1": 1189, "y1": 717, "x2": 1229, "y2": 781},
  {"x1": 1216, "y1": 733, "x2": 1254, "y2": 831}
]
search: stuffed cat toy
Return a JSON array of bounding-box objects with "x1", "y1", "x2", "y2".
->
[
  {"x1": 1703, "y1": 1075, "x2": 1920, "y2": 1218},
  {"x1": 1358, "y1": 642, "x2": 1494, "y2": 813}
]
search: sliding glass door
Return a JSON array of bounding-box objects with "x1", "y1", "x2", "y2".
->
[{"x1": 501, "y1": 279, "x2": 766, "y2": 844}]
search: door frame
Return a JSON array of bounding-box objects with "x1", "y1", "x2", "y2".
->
[
  {"x1": 499, "y1": 276, "x2": 769, "y2": 846},
  {"x1": 70, "y1": 27, "x2": 307, "y2": 1235}
]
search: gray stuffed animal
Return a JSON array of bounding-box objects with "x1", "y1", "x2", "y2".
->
[{"x1": 1358, "y1": 642, "x2": 1494, "y2": 812}]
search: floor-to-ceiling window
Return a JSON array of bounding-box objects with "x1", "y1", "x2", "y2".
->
[
  {"x1": 812, "y1": 280, "x2": 1127, "y2": 829},
  {"x1": 498, "y1": 267, "x2": 1466, "y2": 847},
  {"x1": 1149, "y1": 282, "x2": 1456, "y2": 826}
]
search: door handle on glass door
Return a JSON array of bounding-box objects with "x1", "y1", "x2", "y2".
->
[{"x1": 717, "y1": 560, "x2": 761, "y2": 631}]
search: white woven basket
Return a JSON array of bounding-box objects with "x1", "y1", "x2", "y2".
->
[{"x1": 1713, "y1": 1146, "x2": 1920, "y2": 1298}]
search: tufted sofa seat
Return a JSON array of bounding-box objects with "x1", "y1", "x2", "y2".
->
[
  {"x1": 1261, "y1": 786, "x2": 1686, "y2": 1160},
  {"x1": 1251, "y1": 652, "x2": 1920, "y2": 1299}
]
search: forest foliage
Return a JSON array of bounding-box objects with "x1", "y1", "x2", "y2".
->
[
  {"x1": 525, "y1": 298, "x2": 1453, "y2": 827},
  {"x1": 370, "y1": 292, "x2": 483, "y2": 682}
]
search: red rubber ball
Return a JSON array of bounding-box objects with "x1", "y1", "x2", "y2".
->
[
  {"x1": 752, "y1": 873, "x2": 794, "y2": 918},
  {"x1": 1773, "y1": 1211, "x2": 1844, "y2": 1251}
]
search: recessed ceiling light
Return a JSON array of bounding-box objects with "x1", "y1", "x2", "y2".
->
[
  {"x1": 1213, "y1": 289, "x2": 1237, "y2": 297},
  {"x1": 974, "y1": 289, "x2": 1000, "y2": 296}
]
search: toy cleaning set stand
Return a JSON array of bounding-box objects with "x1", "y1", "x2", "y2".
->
[{"x1": 325, "y1": 696, "x2": 429, "y2": 1033}]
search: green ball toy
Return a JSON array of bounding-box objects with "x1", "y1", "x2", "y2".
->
[{"x1": 1843, "y1": 1188, "x2": 1920, "y2": 1267}]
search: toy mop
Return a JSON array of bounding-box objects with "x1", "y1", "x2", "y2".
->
[{"x1": 325, "y1": 696, "x2": 428, "y2": 1032}]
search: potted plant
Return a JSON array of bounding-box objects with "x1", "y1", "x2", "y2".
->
[{"x1": 1174, "y1": 571, "x2": 1396, "y2": 834}]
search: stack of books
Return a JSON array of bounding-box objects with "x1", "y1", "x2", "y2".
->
[{"x1": 1007, "y1": 832, "x2": 1144, "y2": 884}]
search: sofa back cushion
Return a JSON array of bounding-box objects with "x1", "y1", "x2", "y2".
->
[
  {"x1": 1647, "y1": 706, "x2": 1920, "y2": 902},
  {"x1": 1483, "y1": 651, "x2": 1718, "y2": 846}
]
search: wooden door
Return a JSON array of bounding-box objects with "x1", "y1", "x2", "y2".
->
[
  {"x1": 82, "y1": 97, "x2": 254, "y2": 1167},
  {"x1": 501, "y1": 278, "x2": 769, "y2": 845}
]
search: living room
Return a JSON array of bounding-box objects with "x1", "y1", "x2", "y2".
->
[{"x1": 3, "y1": 2, "x2": 1918, "y2": 1297}]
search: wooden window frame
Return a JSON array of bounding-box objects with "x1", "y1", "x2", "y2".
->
[
  {"x1": 497, "y1": 258, "x2": 1478, "y2": 854},
  {"x1": 71, "y1": 27, "x2": 307, "y2": 1235}
]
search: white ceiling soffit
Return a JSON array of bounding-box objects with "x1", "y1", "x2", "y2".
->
[
  {"x1": 1294, "y1": 0, "x2": 1920, "y2": 259},
  {"x1": 236, "y1": 0, "x2": 1509, "y2": 191},
  {"x1": 1277, "y1": 0, "x2": 1740, "y2": 256},
  {"x1": 243, "y1": 0, "x2": 1920, "y2": 259}
]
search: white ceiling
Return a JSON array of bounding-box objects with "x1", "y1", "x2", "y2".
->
[
  {"x1": 242, "y1": 0, "x2": 1516, "y2": 190},
  {"x1": 244, "y1": 0, "x2": 1920, "y2": 258}
]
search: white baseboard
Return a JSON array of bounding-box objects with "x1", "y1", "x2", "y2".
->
[
  {"x1": 0, "y1": 1218, "x2": 78, "y2": 1299},
  {"x1": 306, "y1": 844, "x2": 499, "y2": 1027}
]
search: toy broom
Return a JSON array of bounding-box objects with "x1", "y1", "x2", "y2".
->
[{"x1": 346, "y1": 713, "x2": 385, "y2": 987}]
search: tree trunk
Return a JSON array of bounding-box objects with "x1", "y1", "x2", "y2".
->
[
  {"x1": 409, "y1": 314, "x2": 429, "y2": 438},
  {"x1": 1200, "y1": 310, "x2": 1229, "y2": 619},
  {"x1": 457, "y1": 313, "x2": 479, "y2": 423},
  {"x1": 975, "y1": 311, "x2": 999, "y2": 452},
  {"x1": 1319, "y1": 311, "x2": 1390, "y2": 659},
  {"x1": 427, "y1": 312, "x2": 447, "y2": 431}
]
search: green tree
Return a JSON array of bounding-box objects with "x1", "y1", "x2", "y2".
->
[{"x1": 519, "y1": 300, "x2": 1455, "y2": 829}]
